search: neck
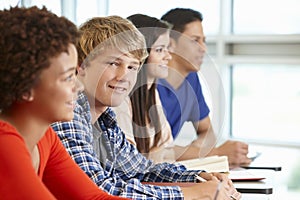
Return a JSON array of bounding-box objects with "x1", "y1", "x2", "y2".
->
[
  {"x1": 85, "y1": 94, "x2": 106, "y2": 124},
  {"x1": 90, "y1": 107, "x2": 106, "y2": 124},
  {"x1": 147, "y1": 76, "x2": 155, "y2": 90},
  {"x1": 0, "y1": 105, "x2": 49, "y2": 152},
  {"x1": 165, "y1": 58, "x2": 189, "y2": 89}
]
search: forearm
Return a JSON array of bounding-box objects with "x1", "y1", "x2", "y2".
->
[{"x1": 173, "y1": 145, "x2": 201, "y2": 161}]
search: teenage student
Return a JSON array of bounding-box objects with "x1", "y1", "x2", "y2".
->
[
  {"x1": 112, "y1": 14, "x2": 175, "y2": 163},
  {"x1": 52, "y1": 15, "x2": 241, "y2": 200},
  {"x1": 0, "y1": 6, "x2": 126, "y2": 199},
  {"x1": 157, "y1": 8, "x2": 251, "y2": 165}
]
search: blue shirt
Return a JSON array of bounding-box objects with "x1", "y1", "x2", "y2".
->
[
  {"x1": 51, "y1": 92, "x2": 202, "y2": 199},
  {"x1": 157, "y1": 72, "x2": 210, "y2": 138}
]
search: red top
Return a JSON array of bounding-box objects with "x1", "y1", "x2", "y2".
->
[{"x1": 0, "y1": 121, "x2": 127, "y2": 200}]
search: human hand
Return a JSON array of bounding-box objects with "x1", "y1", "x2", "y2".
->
[
  {"x1": 212, "y1": 140, "x2": 251, "y2": 166},
  {"x1": 181, "y1": 176, "x2": 241, "y2": 200},
  {"x1": 198, "y1": 172, "x2": 241, "y2": 199}
]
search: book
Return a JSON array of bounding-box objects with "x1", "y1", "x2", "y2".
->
[
  {"x1": 176, "y1": 155, "x2": 230, "y2": 173},
  {"x1": 228, "y1": 168, "x2": 266, "y2": 181}
]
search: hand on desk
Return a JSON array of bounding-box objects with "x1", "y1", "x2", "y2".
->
[
  {"x1": 182, "y1": 172, "x2": 241, "y2": 200},
  {"x1": 209, "y1": 140, "x2": 252, "y2": 167}
]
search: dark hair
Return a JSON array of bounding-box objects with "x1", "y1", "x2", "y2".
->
[
  {"x1": 161, "y1": 8, "x2": 203, "y2": 40},
  {"x1": 0, "y1": 6, "x2": 79, "y2": 111},
  {"x1": 127, "y1": 14, "x2": 171, "y2": 154}
]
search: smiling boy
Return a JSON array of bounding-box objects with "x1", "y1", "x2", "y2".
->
[{"x1": 51, "y1": 15, "x2": 240, "y2": 200}]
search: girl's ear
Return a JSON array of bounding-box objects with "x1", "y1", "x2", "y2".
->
[
  {"x1": 76, "y1": 65, "x2": 86, "y2": 77},
  {"x1": 22, "y1": 89, "x2": 34, "y2": 102},
  {"x1": 168, "y1": 38, "x2": 177, "y2": 53}
]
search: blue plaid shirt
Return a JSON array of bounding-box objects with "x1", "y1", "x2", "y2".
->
[{"x1": 52, "y1": 92, "x2": 202, "y2": 199}]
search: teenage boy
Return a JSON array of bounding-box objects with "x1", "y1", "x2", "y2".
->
[
  {"x1": 52, "y1": 16, "x2": 240, "y2": 200},
  {"x1": 157, "y1": 8, "x2": 251, "y2": 165}
]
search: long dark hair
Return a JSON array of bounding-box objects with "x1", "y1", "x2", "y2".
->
[{"x1": 127, "y1": 14, "x2": 171, "y2": 154}]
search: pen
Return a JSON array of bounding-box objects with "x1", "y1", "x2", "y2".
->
[
  {"x1": 196, "y1": 174, "x2": 235, "y2": 199},
  {"x1": 213, "y1": 181, "x2": 222, "y2": 200},
  {"x1": 194, "y1": 174, "x2": 207, "y2": 182},
  {"x1": 230, "y1": 195, "x2": 237, "y2": 200}
]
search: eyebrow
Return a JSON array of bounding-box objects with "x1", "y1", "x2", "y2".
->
[
  {"x1": 191, "y1": 35, "x2": 206, "y2": 40},
  {"x1": 59, "y1": 67, "x2": 76, "y2": 75},
  {"x1": 107, "y1": 55, "x2": 140, "y2": 66},
  {"x1": 152, "y1": 44, "x2": 167, "y2": 48}
]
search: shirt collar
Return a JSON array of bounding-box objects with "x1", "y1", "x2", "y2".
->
[{"x1": 99, "y1": 107, "x2": 117, "y2": 129}]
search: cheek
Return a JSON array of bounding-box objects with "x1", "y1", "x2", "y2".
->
[
  {"x1": 95, "y1": 81, "x2": 105, "y2": 98},
  {"x1": 129, "y1": 73, "x2": 137, "y2": 88},
  {"x1": 147, "y1": 54, "x2": 156, "y2": 64},
  {"x1": 147, "y1": 65, "x2": 158, "y2": 75}
]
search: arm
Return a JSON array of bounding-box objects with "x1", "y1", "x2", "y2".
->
[
  {"x1": 43, "y1": 129, "x2": 125, "y2": 200},
  {"x1": 144, "y1": 172, "x2": 241, "y2": 200},
  {"x1": 181, "y1": 177, "x2": 241, "y2": 200},
  {"x1": 0, "y1": 131, "x2": 56, "y2": 200},
  {"x1": 170, "y1": 117, "x2": 215, "y2": 161},
  {"x1": 147, "y1": 90, "x2": 176, "y2": 163},
  {"x1": 192, "y1": 74, "x2": 250, "y2": 165},
  {"x1": 99, "y1": 108, "x2": 203, "y2": 183},
  {"x1": 194, "y1": 117, "x2": 251, "y2": 165},
  {"x1": 51, "y1": 109, "x2": 186, "y2": 199}
]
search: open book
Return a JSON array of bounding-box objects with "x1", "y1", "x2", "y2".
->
[{"x1": 176, "y1": 155, "x2": 230, "y2": 173}]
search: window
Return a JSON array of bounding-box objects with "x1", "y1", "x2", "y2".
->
[
  {"x1": 76, "y1": 0, "x2": 99, "y2": 26},
  {"x1": 107, "y1": 0, "x2": 220, "y2": 35},
  {"x1": 233, "y1": 0, "x2": 300, "y2": 34},
  {"x1": 28, "y1": 0, "x2": 61, "y2": 16},
  {"x1": 231, "y1": 64, "x2": 300, "y2": 145},
  {"x1": 0, "y1": 0, "x2": 20, "y2": 9},
  {"x1": 0, "y1": 0, "x2": 61, "y2": 16}
]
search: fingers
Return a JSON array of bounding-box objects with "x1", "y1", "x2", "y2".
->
[
  {"x1": 199, "y1": 172, "x2": 213, "y2": 181},
  {"x1": 230, "y1": 191, "x2": 242, "y2": 200},
  {"x1": 215, "y1": 181, "x2": 238, "y2": 200}
]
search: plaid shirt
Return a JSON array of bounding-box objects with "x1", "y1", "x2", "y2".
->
[{"x1": 52, "y1": 92, "x2": 202, "y2": 199}]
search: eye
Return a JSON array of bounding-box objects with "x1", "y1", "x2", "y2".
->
[
  {"x1": 192, "y1": 38, "x2": 199, "y2": 43},
  {"x1": 108, "y1": 61, "x2": 119, "y2": 67},
  {"x1": 64, "y1": 73, "x2": 75, "y2": 82},
  {"x1": 155, "y1": 47, "x2": 164, "y2": 53},
  {"x1": 128, "y1": 65, "x2": 139, "y2": 71}
]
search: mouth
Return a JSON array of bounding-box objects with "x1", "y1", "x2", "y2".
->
[
  {"x1": 109, "y1": 85, "x2": 127, "y2": 94},
  {"x1": 158, "y1": 64, "x2": 168, "y2": 69},
  {"x1": 195, "y1": 56, "x2": 204, "y2": 63},
  {"x1": 66, "y1": 100, "x2": 75, "y2": 109}
]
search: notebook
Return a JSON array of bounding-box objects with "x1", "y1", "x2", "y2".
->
[
  {"x1": 176, "y1": 155, "x2": 230, "y2": 173},
  {"x1": 228, "y1": 168, "x2": 266, "y2": 181}
]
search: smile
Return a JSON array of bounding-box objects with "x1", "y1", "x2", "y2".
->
[{"x1": 109, "y1": 85, "x2": 127, "y2": 93}]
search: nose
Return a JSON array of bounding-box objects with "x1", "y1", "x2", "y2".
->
[
  {"x1": 164, "y1": 48, "x2": 172, "y2": 61},
  {"x1": 115, "y1": 65, "x2": 129, "y2": 82},
  {"x1": 198, "y1": 41, "x2": 207, "y2": 53}
]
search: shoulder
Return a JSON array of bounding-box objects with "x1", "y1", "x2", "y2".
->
[
  {"x1": 186, "y1": 72, "x2": 200, "y2": 83},
  {"x1": 39, "y1": 127, "x2": 61, "y2": 149}
]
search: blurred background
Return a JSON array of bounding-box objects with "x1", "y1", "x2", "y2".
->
[{"x1": 1, "y1": 0, "x2": 300, "y2": 198}]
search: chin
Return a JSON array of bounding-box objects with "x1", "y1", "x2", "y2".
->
[
  {"x1": 110, "y1": 101, "x2": 123, "y2": 107},
  {"x1": 157, "y1": 73, "x2": 168, "y2": 79},
  {"x1": 59, "y1": 114, "x2": 74, "y2": 122}
]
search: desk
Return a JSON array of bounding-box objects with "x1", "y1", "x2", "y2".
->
[
  {"x1": 232, "y1": 170, "x2": 273, "y2": 199},
  {"x1": 232, "y1": 168, "x2": 286, "y2": 200},
  {"x1": 234, "y1": 182, "x2": 273, "y2": 194}
]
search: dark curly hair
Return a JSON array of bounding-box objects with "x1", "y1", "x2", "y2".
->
[{"x1": 0, "y1": 6, "x2": 79, "y2": 111}]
